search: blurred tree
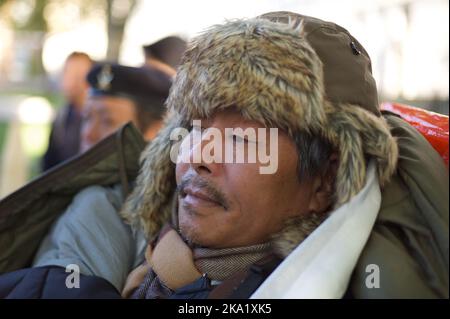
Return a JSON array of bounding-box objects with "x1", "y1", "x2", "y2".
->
[
  {"x1": 23, "y1": 0, "x2": 47, "y2": 77},
  {"x1": 106, "y1": 0, "x2": 137, "y2": 61},
  {"x1": 0, "y1": 0, "x2": 136, "y2": 79},
  {"x1": 0, "y1": 0, "x2": 48, "y2": 78}
]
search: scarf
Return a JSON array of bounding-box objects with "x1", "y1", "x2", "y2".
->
[{"x1": 131, "y1": 225, "x2": 271, "y2": 299}]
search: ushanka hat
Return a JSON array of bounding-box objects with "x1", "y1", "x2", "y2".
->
[{"x1": 121, "y1": 13, "x2": 398, "y2": 244}]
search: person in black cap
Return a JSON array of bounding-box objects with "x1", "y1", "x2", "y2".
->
[
  {"x1": 142, "y1": 36, "x2": 187, "y2": 77},
  {"x1": 80, "y1": 63, "x2": 171, "y2": 152},
  {"x1": 25, "y1": 63, "x2": 173, "y2": 293}
]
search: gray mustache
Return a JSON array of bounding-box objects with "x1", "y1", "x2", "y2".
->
[{"x1": 177, "y1": 173, "x2": 229, "y2": 210}]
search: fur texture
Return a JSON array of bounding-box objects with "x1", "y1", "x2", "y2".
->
[
  {"x1": 271, "y1": 212, "x2": 329, "y2": 258},
  {"x1": 121, "y1": 18, "x2": 398, "y2": 256}
]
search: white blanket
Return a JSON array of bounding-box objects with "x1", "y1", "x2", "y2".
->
[{"x1": 251, "y1": 162, "x2": 380, "y2": 299}]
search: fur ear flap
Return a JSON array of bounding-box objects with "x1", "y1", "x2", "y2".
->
[
  {"x1": 270, "y1": 103, "x2": 399, "y2": 257},
  {"x1": 325, "y1": 102, "x2": 398, "y2": 206},
  {"x1": 271, "y1": 212, "x2": 329, "y2": 258},
  {"x1": 121, "y1": 113, "x2": 188, "y2": 238}
]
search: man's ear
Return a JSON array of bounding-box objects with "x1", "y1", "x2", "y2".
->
[{"x1": 308, "y1": 153, "x2": 339, "y2": 214}]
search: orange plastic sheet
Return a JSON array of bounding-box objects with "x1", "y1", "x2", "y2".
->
[{"x1": 381, "y1": 102, "x2": 449, "y2": 168}]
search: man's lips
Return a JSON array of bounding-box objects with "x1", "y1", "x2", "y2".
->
[{"x1": 182, "y1": 187, "x2": 222, "y2": 207}]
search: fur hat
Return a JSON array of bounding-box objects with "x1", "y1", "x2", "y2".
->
[
  {"x1": 121, "y1": 15, "x2": 398, "y2": 253},
  {"x1": 259, "y1": 12, "x2": 380, "y2": 115}
]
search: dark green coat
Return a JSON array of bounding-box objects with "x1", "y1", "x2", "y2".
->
[
  {"x1": 349, "y1": 114, "x2": 449, "y2": 298},
  {"x1": 0, "y1": 123, "x2": 145, "y2": 273}
]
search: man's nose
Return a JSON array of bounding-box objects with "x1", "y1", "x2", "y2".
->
[{"x1": 189, "y1": 130, "x2": 223, "y2": 176}]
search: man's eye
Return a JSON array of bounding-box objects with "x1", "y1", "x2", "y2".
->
[{"x1": 232, "y1": 134, "x2": 247, "y2": 143}]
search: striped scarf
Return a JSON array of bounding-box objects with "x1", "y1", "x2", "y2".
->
[{"x1": 131, "y1": 241, "x2": 272, "y2": 299}]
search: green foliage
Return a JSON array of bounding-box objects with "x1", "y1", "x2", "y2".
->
[{"x1": 19, "y1": 0, "x2": 47, "y2": 31}]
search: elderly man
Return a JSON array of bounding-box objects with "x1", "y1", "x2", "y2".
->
[
  {"x1": 0, "y1": 12, "x2": 447, "y2": 299},
  {"x1": 121, "y1": 13, "x2": 448, "y2": 299}
]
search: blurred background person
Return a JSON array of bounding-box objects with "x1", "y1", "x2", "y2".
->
[
  {"x1": 80, "y1": 63, "x2": 171, "y2": 152},
  {"x1": 142, "y1": 36, "x2": 187, "y2": 77},
  {"x1": 42, "y1": 52, "x2": 93, "y2": 171}
]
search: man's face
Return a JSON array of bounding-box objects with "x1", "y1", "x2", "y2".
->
[
  {"x1": 80, "y1": 96, "x2": 137, "y2": 152},
  {"x1": 176, "y1": 109, "x2": 318, "y2": 248}
]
